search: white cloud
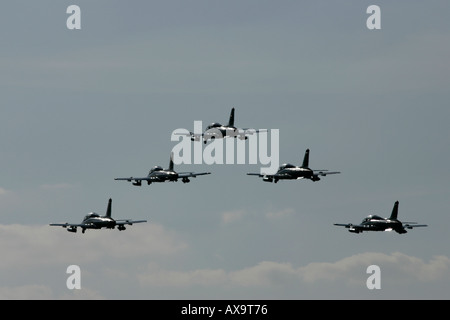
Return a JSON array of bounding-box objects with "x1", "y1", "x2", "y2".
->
[
  {"x1": 0, "y1": 285, "x2": 54, "y2": 300},
  {"x1": 0, "y1": 223, "x2": 187, "y2": 271},
  {"x1": 138, "y1": 262, "x2": 227, "y2": 287},
  {"x1": 1, "y1": 222, "x2": 449, "y2": 299},
  {"x1": 137, "y1": 252, "x2": 450, "y2": 289},
  {"x1": 58, "y1": 288, "x2": 106, "y2": 300},
  {"x1": 265, "y1": 208, "x2": 294, "y2": 220},
  {"x1": 0, "y1": 284, "x2": 105, "y2": 300},
  {"x1": 221, "y1": 210, "x2": 246, "y2": 225},
  {"x1": 229, "y1": 261, "x2": 297, "y2": 287},
  {"x1": 0, "y1": 187, "x2": 18, "y2": 207},
  {"x1": 0, "y1": 187, "x2": 10, "y2": 196},
  {"x1": 0, "y1": 223, "x2": 189, "y2": 299},
  {"x1": 299, "y1": 252, "x2": 450, "y2": 285}
]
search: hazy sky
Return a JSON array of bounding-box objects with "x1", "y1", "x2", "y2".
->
[{"x1": 1, "y1": 1, "x2": 450, "y2": 300}]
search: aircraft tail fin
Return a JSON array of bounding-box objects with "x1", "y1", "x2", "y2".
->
[
  {"x1": 169, "y1": 152, "x2": 174, "y2": 171},
  {"x1": 227, "y1": 107, "x2": 235, "y2": 127},
  {"x1": 389, "y1": 201, "x2": 399, "y2": 220},
  {"x1": 301, "y1": 149, "x2": 310, "y2": 168},
  {"x1": 106, "y1": 198, "x2": 112, "y2": 218}
]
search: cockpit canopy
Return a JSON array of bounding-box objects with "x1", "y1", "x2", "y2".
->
[
  {"x1": 279, "y1": 163, "x2": 296, "y2": 171},
  {"x1": 84, "y1": 212, "x2": 99, "y2": 220},
  {"x1": 150, "y1": 166, "x2": 164, "y2": 173},
  {"x1": 362, "y1": 215, "x2": 384, "y2": 223},
  {"x1": 206, "y1": 122, "x2": 222, "y2": 129}
]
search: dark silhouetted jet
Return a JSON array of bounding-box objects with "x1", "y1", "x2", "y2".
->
[
  {"x1": 180, "y1": 107, "x2": 265, "y2": 144},
  {"x1": 114, "y1": 153, "x2": 210, "y2": 186},
  {"x1": 49, "y1": 198, "x2": 147, "y2": 233},
  {"x1": 334, "y1": 201, "x2": 428, "y2": 234},
  {"x1": 247, "y1": 148, "x2": 340, "y2": 183}
]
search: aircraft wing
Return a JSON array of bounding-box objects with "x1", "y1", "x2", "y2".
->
[
  {"x1": 334, "y1": 223, "x2": 353, "y2": 228},
  {"x1": 313, "y1": 170, "x2": 341, "y2": 176},
  {"x1": 247, "y1": 173, "x2": 263, "y2": 177},
  {"x1": 333, "y1": 223, "x2": 365, "y2": 231},
  {"x1": 49, "y1": 223, "x2": 84, "y2": 227},
  {"x1": 115, "y1": 219, "x2": 147, "y2": 226},
  {"x1": 247, "y1": 173, "x2": 286, "y2": 183},
  {"x1": 49, "y1": 222, "x2": 96, "y2": 229},
  {"x1": 115, "y1": 176, "x2": 160, "y2": 182},
  {"x1": 247, "y1": 173, "x2": 275, "y2": 178},
  {"x1": 115, "y1": 177, "x2": 148, "y2": 181},
  {"x1": 247, "y1": 172, "x2": 294, "y2": 178},
  {"x1": 177, "y1": 172, "x2": 211, "y2": 178},
  {"x1": 173, "y1": 131, "x2": 204, "y2": 138},
  {"x1": 403, "y1": 223, "x2": 428, "y2": 229}
]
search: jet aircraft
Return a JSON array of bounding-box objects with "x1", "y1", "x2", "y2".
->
[
  {"x1": 49, "y1": 198, "x2": 147, "y2": 233},
  {"x1": 180, "y1": 107, "x2": 265, "y2": 143},
  {"x1": 114, "y1": 153, "x2": 211, "y2": 186},
  {"x1": 247, "y1": 148, "x2": 340, "y2": 183},
  {"x1": 334, "y1": 201, "x2": 428, "y2": 234}
]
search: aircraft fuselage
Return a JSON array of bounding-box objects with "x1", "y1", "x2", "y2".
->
[
  {"x1": 277, "y1": 167, "x2": 314, "y2": 180},
  {"x1": 82, "y1": 215, "x2": 116, "y2": 230},
  {"x1": 147, "y1": 170, "x2": 178, "y2": 183},
  {"x1": 352, "y1": 218, "x2": 406, "y2": 234},
  {"x1": 201, "y1": 125, "x2": 247, "y2": 143}
]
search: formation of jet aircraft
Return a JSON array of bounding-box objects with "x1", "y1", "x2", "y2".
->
[
  {"x1": 45, "y1": 107, "x2": 428, "y2": 236},
  {"x1": 334, "y1": 201, "x2": 428, "y2": 234},
  {"x1": 114, "y1": 153, "x2": 211, "y2": 186},
  {"x1": 49, "y1": 198, "x2": 147, "y2": 234},
  {"x1": 247, "y1": 149, "x2": 340, "y2": 183}
]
